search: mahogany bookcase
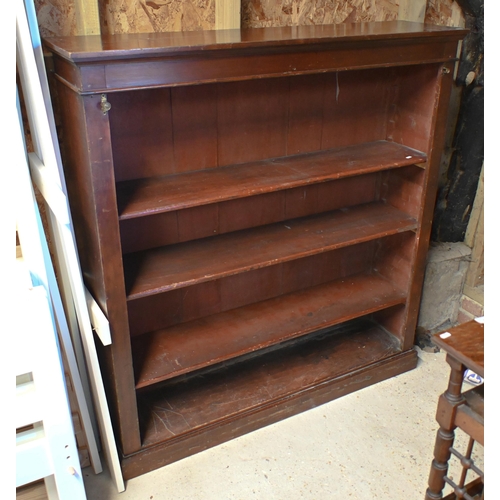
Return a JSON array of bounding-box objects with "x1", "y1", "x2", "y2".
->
[{"x1": 43, "y1": 21, "x2": 467, "y2": 479}]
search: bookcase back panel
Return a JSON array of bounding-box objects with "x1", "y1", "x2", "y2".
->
[
  {"x1": 287, "y1": 73, "x2": 327, "y2": 155},
  {"x1": 109, "y1": 88, "x2": 175, "y2": 182},
  {"x1": 217, "y1": 78, "x2": 290, "y2": 166},
  {"x1": 320, "y1": 69, "x2": 392, "y2": 150},
  {"x1": 170, "y1": 84, "x2": 219, "y2": 174}
]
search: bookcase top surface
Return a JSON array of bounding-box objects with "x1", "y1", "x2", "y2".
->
[{"x1": 43, "y1": 21, "x2": 467, "y2": 63}]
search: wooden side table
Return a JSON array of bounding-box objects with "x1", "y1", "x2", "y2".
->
[{"x1": 425, "y1": 319, "x2": 484, "y2": 500}]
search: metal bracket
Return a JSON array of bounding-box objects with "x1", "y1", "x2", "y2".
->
[{"x1": 100, "y1": 94, "x2": 111, "y2": 115}]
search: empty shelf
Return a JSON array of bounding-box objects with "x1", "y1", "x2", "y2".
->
[
  {"x1": 117, "y1": 140, "x2": 426, "y2": 219},
  {"x1": 133, "y1": 272, "x2": 406, "y2": 388},
  {"x1": 124, "y1": 201, "x2": 417, "y2": 299}
]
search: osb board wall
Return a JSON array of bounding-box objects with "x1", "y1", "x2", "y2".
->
[
  {"x1": 34, "y1": 0, "x2": 463, "y2": 37},
  {"x1": 35, "y1": 0, "x2": 77, "y2": 37},
  {"x1": 242, "y1": 0, "x2": 465, "y2": 28},
  {"x1": 241, "y1": 0, "x2": 398, "y2": 28},
  {"x1": 99, "y1": 0, "x2": 215, "y2": 35},
  {"x1": 34, "y1": 0, "x2": 215, "y2": 36}
]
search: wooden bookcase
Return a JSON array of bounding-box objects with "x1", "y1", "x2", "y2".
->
[{"x1": 43, "y1": 21, "x2": 467, "y2": 479}]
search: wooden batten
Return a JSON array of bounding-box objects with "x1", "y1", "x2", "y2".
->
[
  {"x1": 216, "y1": 0, "x2": 240, "y2": 30},
  {"x1": 74, "y1": 0, "x2": 100, "y2": 35},
  {"x1": 463, "y1": 164, "x2": 484, "y2": 299}
]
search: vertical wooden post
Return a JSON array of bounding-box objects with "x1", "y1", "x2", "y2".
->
[
  {"x1": 74, "y1": 0, "x2": 100, "y2": 35},
  {"x1": 463, "y1": 164, "x2": 484, "y2": 295},
  {"x1": 215, "y1": 0, "x2": 240, "y2": 30}
]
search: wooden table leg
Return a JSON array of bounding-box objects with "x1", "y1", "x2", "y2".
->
[{"x1": 425, "y1": 356, "x2": 466, "y2": 500}]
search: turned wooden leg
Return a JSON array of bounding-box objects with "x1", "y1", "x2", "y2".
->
[
  {"x1": 425, "y1": 428, "x2": 455, "y2": 499},
  {"x1": 425, "y1": 356, "x2": 466, "y2": 500}
]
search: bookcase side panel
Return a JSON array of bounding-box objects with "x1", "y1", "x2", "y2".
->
[
  {"x1": 85, "y1": 90, "x2": 143, "y2": 454},
  {"x1": 54, "y1": 83, "x2": 142, "y2": 455},
  {"x1": 386, "y1": 63, "x2": 443, "y2": 154},
  {"x1": 54, "y1": 82, "x2": 107, "y2": 304},
  {"x1": 396, "y1": 62, "x2": 457, "y2": 350}
]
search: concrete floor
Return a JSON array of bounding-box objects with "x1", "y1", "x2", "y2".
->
[{"x1": 75, "y1": 347, "x2": 483, "y2": 500}]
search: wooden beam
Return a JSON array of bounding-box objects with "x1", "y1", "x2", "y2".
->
[
  {"x1": 398, "y1": 0, "x2": 426, "y2": 23},
  {"x1": 215, "y1": 0, "x2": 240, "y2": 30},
  {"x1": 74, "y1": 0, "x2": 100, "y2": 35},
  {"x1": 464, "y1": 163, "x2": 484, "y2": 291}
]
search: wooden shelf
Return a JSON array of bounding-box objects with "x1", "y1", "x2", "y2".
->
[
  {"x1": 116, "y1": 140, "x2": 426, "y2": 220},
  {"x1": 136, "y1": 318, "x2": 405, "y2": 447},
  {"x1": 124, "y1": 201, "x2": 417, "y2": 299},
  {"x1": 133, "y1": 272, "x2": 406, "y2": 389}
]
